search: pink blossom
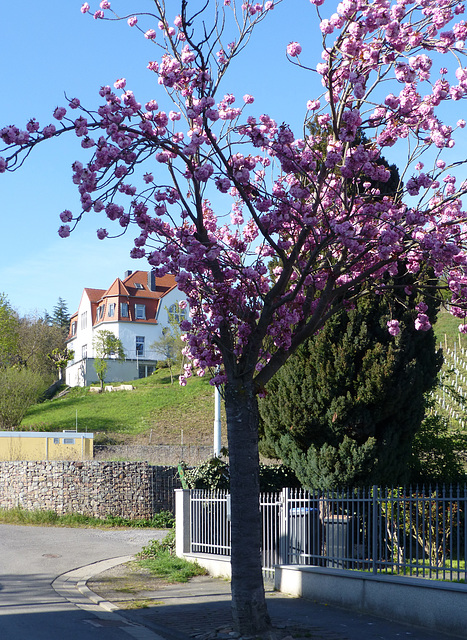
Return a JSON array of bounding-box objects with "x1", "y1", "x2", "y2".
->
[
  {"x1": 42, "y1": 124, "x2": 56, "y2": 138},
  {"x1": 194, "y1": 163, "x2": 214, "y2": 181},
  {"x1": 94, "y1": 10, "x2": 104, "y2": 19},
  {"x1": 60, "y1": 209, "x2": 73, "y2": 223},
  {"x1": 143, "y1": 173, "x2": 154, "y2": 183},
  {"x1": 145, "y1": 29, "x2": 156, "y2": 40},
  {"x1": 0, "y1": 157, "x2": 7, "y2": 173},
  {"x1": 114, "y1": 78, "x2": 126, "y2": 89},
  {"x1": 100, "y1": 0, "x2": 110, "y2": 8},
  {"x1": 307, "y1": 99, "x2": 320, "y2": 111},
  {"x1": 58, "y1": 225, "x2": 70, "y2": 238},
  {"x1": 387, "y1": 320, "x2": 401, "y2": 336},
  {"x1": 128, "y1": 16, "x2": 138, "y2": 27},
  {"x1": 53, "y1": 106, "x2": 67, "y2": 120},
  {"x1": 80, "y1": 3, "x2": 90, "y2": 13},
  {"x1": 243, "y1": 94, "x2": 254, "y2": 104},
  {"x1": 287, "y1": 42, "x2": 302, "y2": 57},
  {"x1": 415, "y1": 313, "x2": 431, "y2": 331},
  {"x1": 97, "y1": 228, "x2": 108, "y2": 239}
]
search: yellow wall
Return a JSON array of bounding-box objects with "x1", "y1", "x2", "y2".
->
[{"x1": 0, "y1": 432, "x2": 93, "y2": 461}]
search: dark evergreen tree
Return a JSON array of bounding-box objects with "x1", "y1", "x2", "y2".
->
[
  {"x1": 51, "y1": 298, "x2": 71, "y2": 330},
  {"x1": 258, "y1": 270, "x2": 442, "y2": 489}
]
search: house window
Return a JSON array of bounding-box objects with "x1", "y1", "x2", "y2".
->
[
  {"x1": 71, "y1": 321, "x2": 77, "y2": 336},
  {"x1": 168, "y1": 303, "x2": 187, "y2": 324},
  {"x1": 63, "y1": 438, "x2": 75, "y2": 445},
  {"x1": 82, "y1": 344, "x2": 87, "y2": 359},
  {"x1": 108, "y1": 303, "x2": 115, "y2": 317},
  {"x1": 136, "y1": 336, "x2": 145, "y2": 357},
  {"x1": 80, "y1": 311, "x2": 87, "y2": 329},
  {"x1": 135, "y1": 304, "x2": 146, "y2": 320},
  {"x1": 96, "y1": 305, "x2": 105, "y2": 321},
  {"x1": 134, "y1": 283, "x2": 144, "y2": 289},
  {"x1": 120, "y1": 302, "x2": 129, "y2": 318},
  {"x1": 53, "y1": 438, "x2": 60, "y2": 445}
]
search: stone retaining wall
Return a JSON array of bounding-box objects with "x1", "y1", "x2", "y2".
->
[{"x1": 0, "y1": 461, "x2": 181, "y2": 519}]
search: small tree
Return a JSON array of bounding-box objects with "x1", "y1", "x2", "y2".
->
[
  {"x1": 0, "y1": 367, "x2": 47, "y2": 429},
  {"x1": 0, "y1": 294, "x2": 19, "y2": 368},
  {"x1": 151, "y1": 302, "x2": 186, "y2": 383},
  {"x1": 151, "y1": 327, "x2": 180, "y2": 383},
  {"x1": 92, "y1": 330, "x2": 125, "y2": 390},
  {"x1": 17, "y1": 315, "x2": 67, "y2": 382},
  {"x1": 47, "y1": 347, "x2": 75, "y2": 382}
]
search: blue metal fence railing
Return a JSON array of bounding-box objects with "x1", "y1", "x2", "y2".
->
[{"x1": 189, "y1": 485, "x2": 467, "y2": 582}]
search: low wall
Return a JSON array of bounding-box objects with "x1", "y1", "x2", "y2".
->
[
  {"x1": 0, "y1": 461, "x2": 181, "y2": 519},
  {"x1": 275, "y1": 565, "x2": 467, "y2": 639}
]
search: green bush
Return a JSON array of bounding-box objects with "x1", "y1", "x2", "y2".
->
[
  {"x1": 182, "y1": 454, "x2": 299, "y2": 491},
  {"x1": 139, "y1": 528, "x2": 176, "y2": 557},
  {"x1": 137, "y1": 529, "x2": 206, "y2": 583}
]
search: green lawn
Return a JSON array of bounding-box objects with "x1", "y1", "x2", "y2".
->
[{"x1": 21, "y1": 369, "x2": 222, "y2": 444}]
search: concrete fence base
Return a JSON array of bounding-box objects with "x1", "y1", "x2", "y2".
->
[{"x1": 275, "y1": 565, "x2": 467, "y2": 639}]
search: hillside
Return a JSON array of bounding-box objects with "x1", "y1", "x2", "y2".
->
[
  {"x1": 20, "y1": 309, "x2": 467, "y2": 448},
  {"x1": 21, "y1": 369, "x2": 226, "y2": 447}
]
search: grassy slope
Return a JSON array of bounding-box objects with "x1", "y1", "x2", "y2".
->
[
  {"x1": 21, "y1": 369, "x2": 225, "y2": 446},
  {"x1": 434, "y1": 309, "x2": 467, "y2": 348},
  {"x1": 21, "y1": 311, "x2": 467, "y2": 445}
]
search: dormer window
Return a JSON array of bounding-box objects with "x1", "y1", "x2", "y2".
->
[
  {"x1": 134, "y1": 283, "x2": 144, "y2": 289},
  {"x1": 135, "y1": 304, "x2": 146, "y2": 320},
  {"x1": 71, "y1": 321, "x2": 77, "y2": 336}
]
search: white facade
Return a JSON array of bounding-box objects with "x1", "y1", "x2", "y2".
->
[{"x1": 65, "y1": 271, "x2": 185, "y2": 387}]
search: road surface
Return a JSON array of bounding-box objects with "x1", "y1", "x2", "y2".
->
[{"x1": 0, "y1": 523, "x2": 166, "y2": 640}]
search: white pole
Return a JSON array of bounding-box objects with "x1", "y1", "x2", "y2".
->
[{"x1": 214, "y1": 385, "x2": 221, "y2": 457}]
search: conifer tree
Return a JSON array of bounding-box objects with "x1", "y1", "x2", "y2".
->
[
  {"x1": 259, "y1": 271, "x2": 442, "y2": 489},
  {"x1": 51, "y1": 298, "x2": 71, "y2": 330}
]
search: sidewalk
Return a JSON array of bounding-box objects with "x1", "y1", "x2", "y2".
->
[{"x1": 79, "y1": 558, "x2": 463, "y2": 640}]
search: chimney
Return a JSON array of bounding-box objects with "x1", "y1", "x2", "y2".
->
[
  {"x1": 124, "y1": 270, "x2": 132, "y2": 279},
  {"x1": 148, "y1": 271, "x2": 156, "y2": 292}
]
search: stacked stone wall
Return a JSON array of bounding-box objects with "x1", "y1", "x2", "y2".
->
[{"x1": 0, "y1": 461, "x2": 181, "y2": 519}]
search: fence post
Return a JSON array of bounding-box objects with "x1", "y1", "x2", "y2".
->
[
  {"x1": 372, "y1": 486, "x2": 378, "y2": 575},
  {"x1": 279, "y1": 487, "x2": 289, "y2": 565},
  {"x1": 175, "y1": 488, "x2": 191, "y2": 557}
]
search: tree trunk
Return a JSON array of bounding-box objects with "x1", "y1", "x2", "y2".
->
[{"x1": 224, "y1": 379, "x2": 271, "y2": 634}]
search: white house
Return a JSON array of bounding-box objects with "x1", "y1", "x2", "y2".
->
[{"x1": 65, "y1": 269, "x2": 185, "y2": 387}]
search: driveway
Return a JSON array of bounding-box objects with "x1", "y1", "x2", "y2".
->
[{"x1": 0, "y1": 524, "x2": 166, "y2": 640}]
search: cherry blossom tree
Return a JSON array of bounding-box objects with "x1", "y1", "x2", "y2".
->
[{"x1": 2, "y1": 0, "x2": 467, "y2": 632}]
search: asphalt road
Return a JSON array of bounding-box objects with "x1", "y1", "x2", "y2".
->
[{"x1": 0, "y1": 524, "x2": 166, "y2": 640}]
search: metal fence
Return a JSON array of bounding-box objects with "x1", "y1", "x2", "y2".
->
[{"x1": 189, "y1": 485, "x2": 467, "y2": 582}]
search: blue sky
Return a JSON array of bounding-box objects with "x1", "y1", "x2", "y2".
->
[
  {"x1": 1, "y1": 1, "x2": 466, "y2": 318},
  {"x1": 0, "y1": 1, "x2": 317, "y2": 317}
]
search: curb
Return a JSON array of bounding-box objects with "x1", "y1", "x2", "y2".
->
[{"x1": 52, "y1": 555, "x2": 167, "y2": 640}]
